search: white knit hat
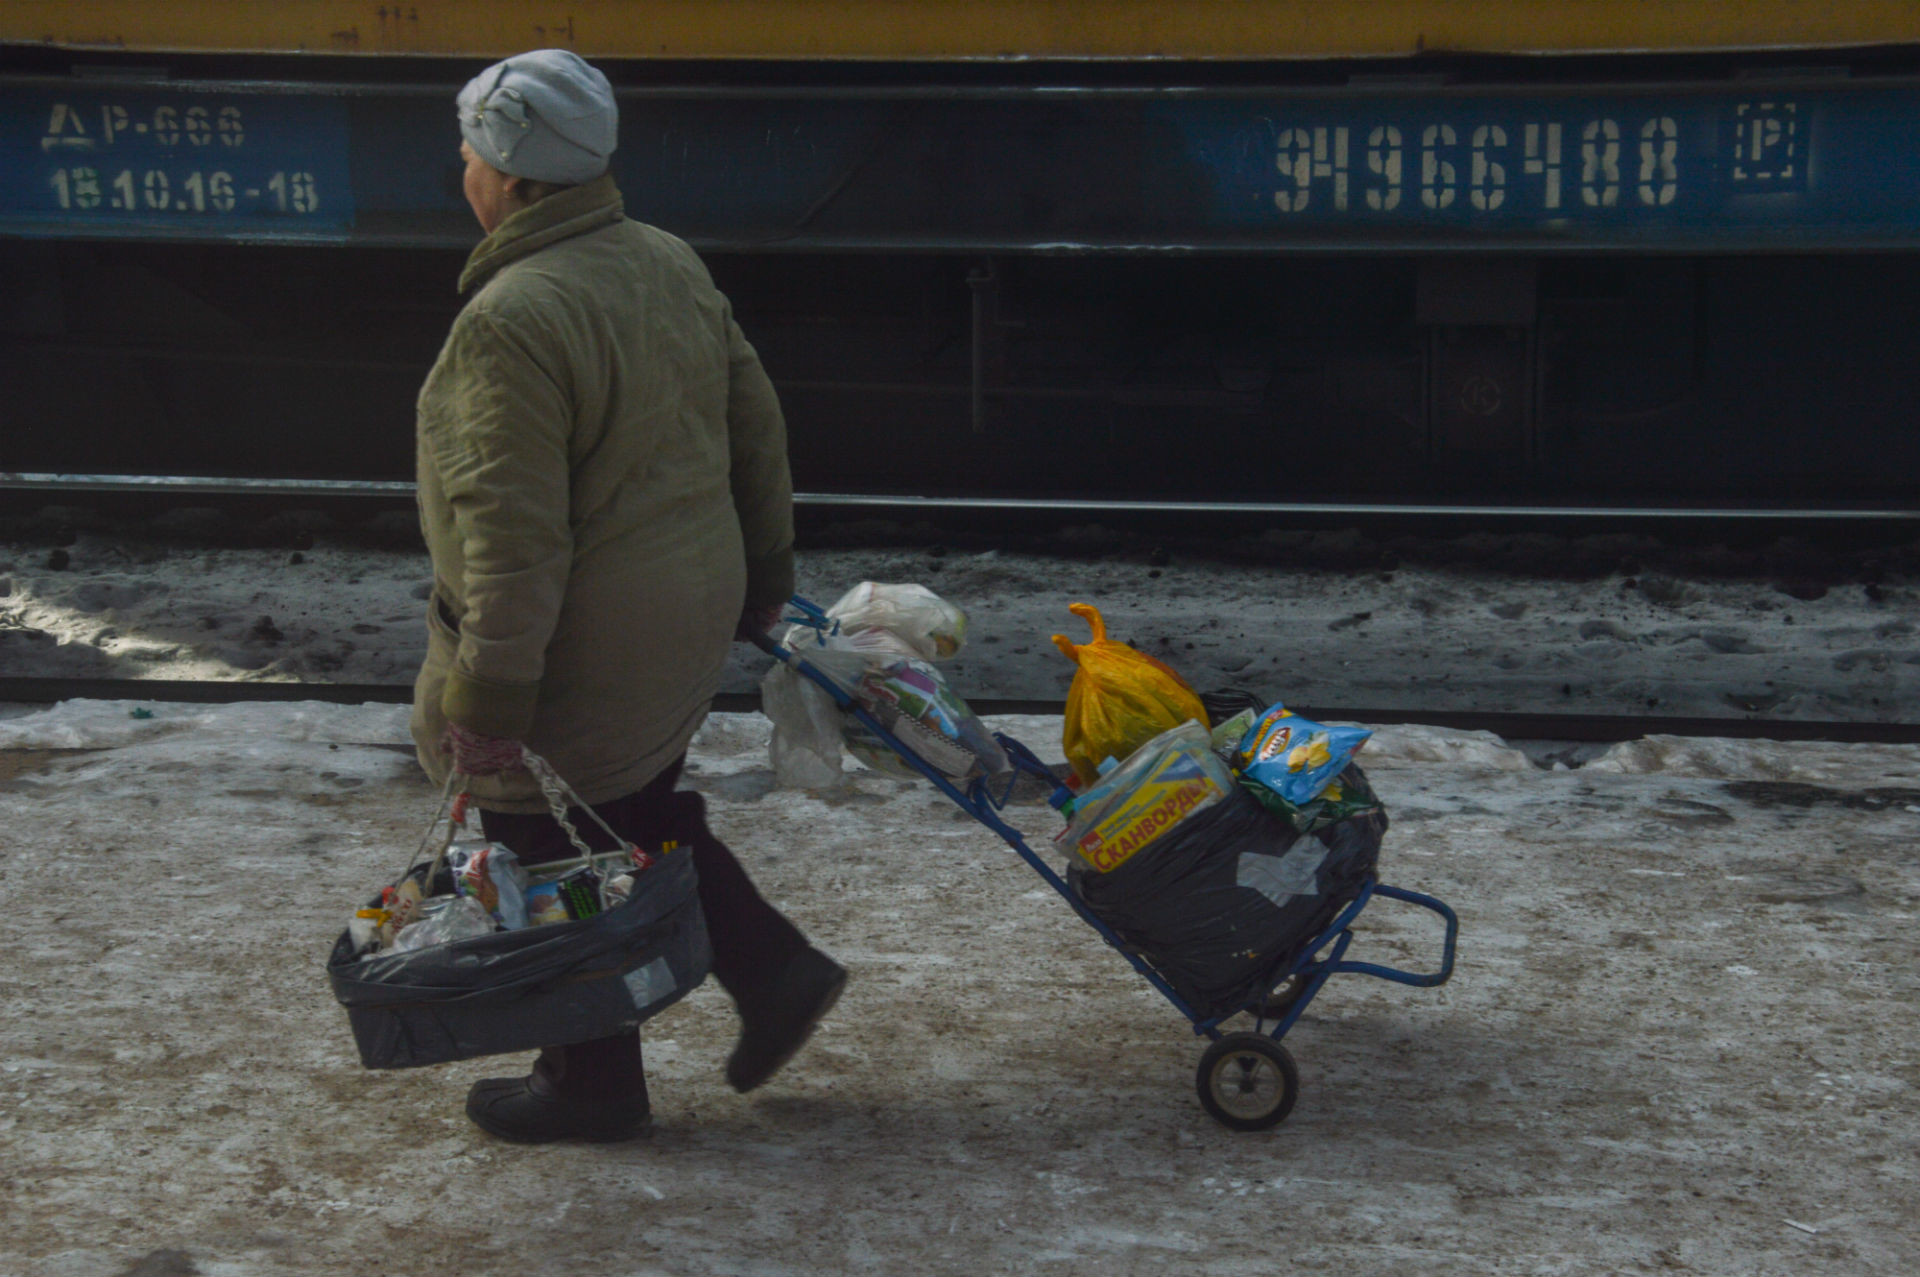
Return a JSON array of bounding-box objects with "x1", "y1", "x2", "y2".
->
[{"x1": 457, "y1": 49, "x2": 617, "y2": 185}]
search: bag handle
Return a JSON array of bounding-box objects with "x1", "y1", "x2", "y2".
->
[
  {"x1": 390, "y1": 750, "x2": 627, "y2": 892},
  {"x1": 391, "y1": 768, "x2": 463, "y2": 892},
  {"x1": 521, "y1": 749, "x2": 629, "y2": 859},
  {"x1": 1049, "y1": 601, "x2": 1106, "y2": 664}
]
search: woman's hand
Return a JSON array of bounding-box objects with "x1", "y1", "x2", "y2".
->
[
  {"x1": 442, "y1": 723, "x2": 526, "y2": 776},
  {"x1": 734, "y1": 603, "x2": 784, "y2": 642}
]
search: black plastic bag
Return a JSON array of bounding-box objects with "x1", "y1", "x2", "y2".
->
[
  {"x1": 328, "y1": 850, "x2": 710, "y2": 1070},
  {"x1": 1199, "y1": 687, "x2": 1269, "y2": 727},
  {"x1": 1069, "y1": 775, "x2": 1385, "y2": 1018}
]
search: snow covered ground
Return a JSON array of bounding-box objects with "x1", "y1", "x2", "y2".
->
[
  {"x1": 2, "y1": 699, "x2": 1917, "y2": 1276},
  {"x1": 1, "y1": 523, "x2": 1915, "y2": 723},
  {"x1": 2, "y1": 522, "x2": 1916, "y2": 1273}
]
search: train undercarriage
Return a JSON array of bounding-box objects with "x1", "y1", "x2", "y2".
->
[{"x1": 4, "y1": 45, "x2": 1920, "y2": 514}]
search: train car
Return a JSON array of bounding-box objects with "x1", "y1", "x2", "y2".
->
[{"x1": 3, "y1": 2, "x2": 1920, "y2": 513}]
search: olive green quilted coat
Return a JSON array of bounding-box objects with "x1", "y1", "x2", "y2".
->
[{"x1": 411, "y1": 175, "x2": 793, "y2": 810}]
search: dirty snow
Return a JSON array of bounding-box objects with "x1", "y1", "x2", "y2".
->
[
  {"x1": 2, "y1": 523, "x2": 1917, "y2": 1273},
  {"x1": 1, "y1": 528, "x2": 1916, "y2": 724},
  {"x1": 3, "y1": 695, "x2": 1918, "y2": 1275}
]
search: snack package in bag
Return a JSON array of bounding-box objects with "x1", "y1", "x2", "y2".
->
[
  {"x1": 826, "y1": 582, "x2": 969, "y2": 662},
  {"x1": 1052, "y1": 603, "x2": 1210, "y2": 786},
  {"x1": 1053, "y1": 719, "x2": 1234, "y2": 873},
  {"x1": 449, "y1": 839, "x2": 529, "y2": 930},
  {"x1": 844, "y1": 657, "x2": 1010, "y2": 781},
  {"x1": 1235, "y1": 704, "x2": 1373, "y2": 806}
]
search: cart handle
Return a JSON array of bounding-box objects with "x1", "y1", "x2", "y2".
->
[
  {"x1": 750, "y1": 619, "x2": 857, "y2": 712},
  {"x1": 1194, "y1": 880, "x2": 1459, "y2": 1040},
  {"x1": 1326, "y1": 883, "x2": 1459, "y2": 989}
]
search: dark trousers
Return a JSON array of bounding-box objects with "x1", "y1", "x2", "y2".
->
[{"x1": 480, "y1": 756, "x2": 808, "y2": 1099}]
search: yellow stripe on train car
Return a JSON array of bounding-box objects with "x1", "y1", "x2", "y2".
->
[{"x1": 4, "y1": 0, "x2": 1919, "y2": 61}]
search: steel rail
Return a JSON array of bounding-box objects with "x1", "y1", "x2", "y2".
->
[
  {"x1": 17, "y1": 226, "x2": 1920, "y2": 256},
  {"x1": 3, "y1": 472, "x2": 1916, "y2": 521},
  {"x1": 3, "y1": 676, "x2": 1918, "y2": 744}
]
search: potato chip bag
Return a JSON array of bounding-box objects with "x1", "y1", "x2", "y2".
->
[
  {"x1": 1051, "y1": 603, "x2": 1209, "y2": 786},
  {"x1": 842, "y1": 657, "x2": 1009, "y2": 781},
  {"x1": 1235, "y1": 703, "x2": 1372, "y2": 806}
]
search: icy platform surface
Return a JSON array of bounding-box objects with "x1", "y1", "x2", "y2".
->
[{"x1": 2, "y1": 703, "x2": 1917, "y2": 1275}]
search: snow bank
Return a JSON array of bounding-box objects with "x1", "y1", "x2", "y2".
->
[
  {"x1": 1359, "y1": 723, "x2": 1535, "y2": 772},
  {"x1": 0, "y1": 699, "x2": 411, "y2": 751},
  {"x1": 687, "y1": 711, "x2": 774, "y2": 759},
  {"x1": 979, "y1": 714, "x2": 1070, "y2": 765},
  {"x1": 1589, "y1": 734, "x2": 1920, "y2": 784}
]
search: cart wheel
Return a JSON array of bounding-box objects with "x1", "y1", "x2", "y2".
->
[{"x1": 1197, "y1": 1033, "x2": 1299, "y2": 1132}]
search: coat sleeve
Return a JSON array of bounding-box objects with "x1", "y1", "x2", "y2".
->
[
  {"x1": 418, "y1": 306, "x2": 574, "y2": 740},
  {"x1": 724, "y1": 307, "x2": 796, "y2": 611}
]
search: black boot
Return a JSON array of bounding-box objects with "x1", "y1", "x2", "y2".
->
[
  {"x1": 466, "y1": 1033, "x2": 652, "y2": 1143},
  {"x1": 726, "y1": 947, "x2": 848, "y2": 1093}
]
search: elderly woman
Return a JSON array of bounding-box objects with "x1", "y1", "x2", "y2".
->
[{"x1": 411, "y1": 49, "x2": 845, "y2": 1143}]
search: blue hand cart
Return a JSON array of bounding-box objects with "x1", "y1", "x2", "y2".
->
[{"x1": 757, "y1": 601, "x2": 1458, "y2": 1131}]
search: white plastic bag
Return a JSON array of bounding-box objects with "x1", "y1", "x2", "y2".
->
[
  {"x1": 825, "y1": 582, "x2": 968, "y2": 661},
  {"x1": 392, "y1": 895, "x2": 496, "y2": 952},
  {"x1": 761, "y1": 638, "x2": 867, "y2": 790}
]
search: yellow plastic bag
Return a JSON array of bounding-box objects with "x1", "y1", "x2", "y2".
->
[{"x1": 1051, "y1": 603, "x2": 1210, "y2": 785}]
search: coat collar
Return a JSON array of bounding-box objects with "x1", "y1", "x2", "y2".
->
[{"x1": 458, "y1": 173, "x2": 625, "y2": 294}]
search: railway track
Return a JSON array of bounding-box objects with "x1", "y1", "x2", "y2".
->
[
  {"x1": 5, "y1": 676, "x2": 1917, "y2": 745},
  {"x1": 4, "y1": 472, "x2": 1917, "y2": 524}
]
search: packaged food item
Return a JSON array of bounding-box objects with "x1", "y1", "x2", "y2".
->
[
  {"x1": 523, "y1": 881, "x2": 571, "y2": 926},
  {"x1": 845, "y1": 658, "x2": 1010, "y2": 781},
  {"x1": 392, "y1": 895, "x2": 496, "y2": 952},
  {"x1": 1054, "y1": 719, "x2": 1235, "y2": 873},
  {"x1": 1052, "y1": 603, "x2": 1209, "y2": 786},
  {"x1": 381, "y1": 877, "x2": 425, "y2": 934},
  {"x1": 825, "y1": 581, "x2": 968, "y2": 661},
  {"x1": 1235, "y1": 704, "x2": 1373, "y2": 806},
  {"x1": 554, "y1": 867, "x2": 604, "y2": 920},
  {"x1": 348, "y1": 908, "x2": 388, "y2": 956},
  {"x1": 449, "y1": 839, "x2": 529, "y2": 930},
  {"x1": 1064, "y1": 720, "x2": 1208, "y2": 822},
  {"x1": 523, "y1": 863, "x2": 608, "y2": 925},
  {"x1": 1209, "y1": 708, "x2": 1257, "y2": 754}
]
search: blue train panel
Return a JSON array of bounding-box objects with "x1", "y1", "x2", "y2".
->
[
  {"x1": 1165, "y1": 88, "x2": 1920, "y2": 245},
  {"x1": 1, "y1": 89, "x2": 355, "y2": 239},
  {"x1": 1, "y1": 77, "x2": 1918, "y2": 250}
]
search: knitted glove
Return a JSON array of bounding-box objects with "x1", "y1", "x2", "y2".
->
[{"x1": 442, "y1": 723, "x2": 525, "y2": 776}]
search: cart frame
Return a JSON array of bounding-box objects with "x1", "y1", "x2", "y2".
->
[{"x1": 756, "y1": 601, "x2": 1458, "y2": 1129}]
